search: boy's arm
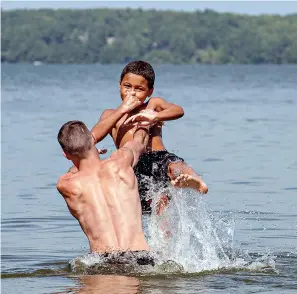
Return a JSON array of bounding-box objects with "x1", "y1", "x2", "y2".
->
[
  {"x1": 91, "y1": 94, "x2": 143, "y2": 144},
  {"x1": 91, "y1": 108, "x2": 123, "y2": 144},
  {"x1": 124, "y1": 97, "x2": 184, "y2": 126},
  {"x1": 149, "y1": 97, "x2": 184, "y2": 122}
]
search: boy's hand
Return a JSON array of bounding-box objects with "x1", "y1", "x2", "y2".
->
[
  {"x1": 124, "y1": 109, "x2": 158, "y2": 126},
  {"x1": 119, "y1": 93, "x2": 142, "y2": 114}
]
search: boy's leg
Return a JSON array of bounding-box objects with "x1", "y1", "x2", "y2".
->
[
  {"x1": 156, "y1": 192, "x2": 172, "y2": 238},
  {"x1": 156, "y1": 193, "x2": 169, "y2": 215},
  {"x1": 167, "y1": 161, "x2": 208, "y2": 194}
]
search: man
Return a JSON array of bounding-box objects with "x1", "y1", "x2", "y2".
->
[{"x1": 56, "y1": 120, "x2": 154, "y2": 265}]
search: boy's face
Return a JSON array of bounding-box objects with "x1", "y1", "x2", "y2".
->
[{"x1": 119, "y1": 73, "x2": 153, "y2": 103}]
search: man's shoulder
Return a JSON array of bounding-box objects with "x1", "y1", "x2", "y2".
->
[
  {"x1": 57, "y1": 173, "x2": 81, "y2": 198},
  {"x1": 100, "y1": 156, "x2": 122, "y2": 175},
  {"x1": 105, "y1": 151, "x2": 135, "y2": 183}
]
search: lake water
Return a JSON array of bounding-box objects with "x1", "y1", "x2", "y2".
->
[{"x1": 1, "y1": 64, "x2": 297, "y2": 293}]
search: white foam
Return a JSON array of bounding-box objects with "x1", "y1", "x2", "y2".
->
[
  {"x1": 146, "y1": 187, "x2": 275, "y2": 273},
  {"x1": 70, "y1": 187, "x2": 276, "y2": 275}
]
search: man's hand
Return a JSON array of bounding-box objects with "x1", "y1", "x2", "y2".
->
[
  {"x1": 119, "y1": 93, "x2": 142, "y2": 114},
  {"x1": 124, "y1": 109, "x2": 158, "y2": 126}
]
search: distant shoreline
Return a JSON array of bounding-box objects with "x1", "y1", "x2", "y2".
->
[
  {"x1": 2, "y1": 8, "x2": 297, "y2": 64},
  {"x1": 2, "y1": 7, "x2": 296, "y2": 17}
]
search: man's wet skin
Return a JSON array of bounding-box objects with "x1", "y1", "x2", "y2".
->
[{"x1": 57, "y1": 122, "x2": 151, "y2": 254}]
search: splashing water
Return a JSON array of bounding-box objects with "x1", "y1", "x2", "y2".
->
[
  {"x1": 146, "y1": 187, "x2": 275, "y2": 273},
  {"x1": 147, "y1": 187, "x2": 233, "y2": 272},
  {"x1": 69, "y1": 185, "x2": 276, "y2": 275}
]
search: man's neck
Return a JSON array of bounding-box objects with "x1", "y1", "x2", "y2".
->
[{"x1": 77, "y1": 151, "x2": 100, "y2": 172}]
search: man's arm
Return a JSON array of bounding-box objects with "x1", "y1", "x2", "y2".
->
[
  {"x1": 110, "y1": 126, "x2": 149, "y2": 168},
  {"x1": 91, "y1": 94, "x2": 143, "y2": 144}
]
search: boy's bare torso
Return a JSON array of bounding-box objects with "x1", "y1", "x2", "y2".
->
[
  {"x1": 110, "y1": 99, "x2": 166, "y2": 150},
  {"x1": 60, "y1": 157, "x2": 149, "y2": 253}
]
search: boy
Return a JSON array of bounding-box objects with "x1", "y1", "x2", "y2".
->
[{"x1": 92, "y1": 61, "x2": 208, "y2": 214}]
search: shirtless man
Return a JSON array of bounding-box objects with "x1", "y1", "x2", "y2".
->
[
  {"x1": 91, "y1": 60, "x2": 208, "y2": 214},
  {"x1": 56, "y1": 120, "x2": 154, "y2": 264}
]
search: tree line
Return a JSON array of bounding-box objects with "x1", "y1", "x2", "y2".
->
[{"x1": 1, "y1": 8, "x2": 297, "y2": 64}]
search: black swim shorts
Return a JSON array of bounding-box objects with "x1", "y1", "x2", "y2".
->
[
  {"x1": 71, "y1": 250, "x2": 156, "y2": 275},
  {"x1": 134, "y1": 150, "x2": 184, "y2": 212},
  {"x1": 98, "y1": 250, "x2": 155, "y2": 266}
]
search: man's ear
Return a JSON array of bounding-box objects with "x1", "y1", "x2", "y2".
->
[{"x1": 148, "y1": 88, "x2": 154, "y2": 97}]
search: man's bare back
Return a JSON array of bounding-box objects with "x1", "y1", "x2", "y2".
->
[{"x1": 57, "y1": 120, "x2": 150, "y2": 253}]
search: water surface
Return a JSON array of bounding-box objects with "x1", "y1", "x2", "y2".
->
[{"x1": 1, "y1": 64, "x2": 297, "y2": 293}]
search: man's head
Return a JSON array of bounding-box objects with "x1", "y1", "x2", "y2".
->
[
  {"x1": 57, "y1": 120, "x2": 93, "y2": 161},
  {"x1": 119, "y1": 60, "x2": 155, "y2": 103}
]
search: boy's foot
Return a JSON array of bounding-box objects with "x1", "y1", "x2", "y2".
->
[{"x1": 171, "y1": 174, "x2": 208, "y2": 194}]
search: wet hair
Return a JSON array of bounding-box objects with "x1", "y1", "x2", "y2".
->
[
  {"x1": 57, "y1": 120, "x2": 93, "y2": 159},
  {"x1": 120, "y1": 60, "x2": 155, "y2": 89}
]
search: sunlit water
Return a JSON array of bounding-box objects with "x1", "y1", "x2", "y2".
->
[{"x1": 1, "y1": 64, "x2": 297, "y2": 293}]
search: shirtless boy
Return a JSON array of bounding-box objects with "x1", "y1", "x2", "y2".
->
[
  {"x1": 92, "y1": 60, "x2": 208, "y2": 213},
  {"x1": 56, "y1": 120, "x2": 154, "y2": 265}
]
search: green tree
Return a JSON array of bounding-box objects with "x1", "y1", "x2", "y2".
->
[{"x1": 1, "y1": 8, "x2": 297, "y2": 64}]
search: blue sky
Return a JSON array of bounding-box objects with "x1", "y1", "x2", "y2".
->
[{"x1": 2, "y1": 1, "x2": 297, "y2": 15}]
